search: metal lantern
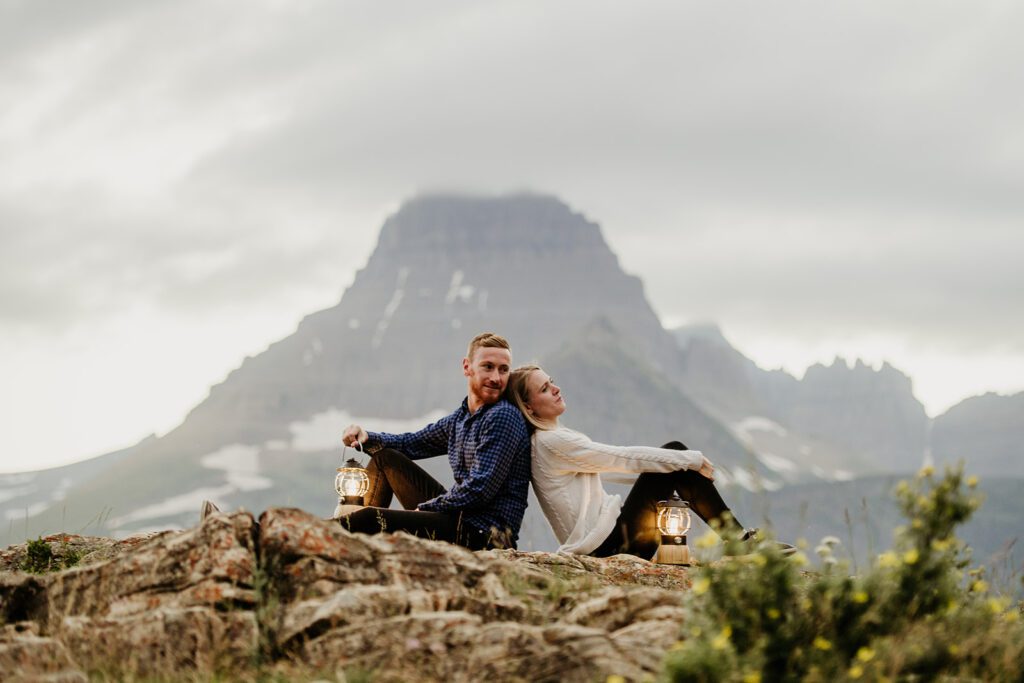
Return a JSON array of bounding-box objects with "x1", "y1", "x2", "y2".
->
[
  {"x1": 335, "y1": 456, "x2": 369, "y2": 506},
  {"x1": 655, "y1": 493, "x2": 692, "y2": 565}
]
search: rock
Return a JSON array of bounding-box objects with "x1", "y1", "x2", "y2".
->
[
  {"x1": 260, "y1": 508, "x2": 689, "y2": 681},
  {"x1": 0, "y1": 510, "x2": 259, "y2": 677},
  {"x1": 0, "y1": 623, "x2": 87, "y2": 683},
  {"x1": 1, "y1": 507, "x2": 694, "y2": 681}
]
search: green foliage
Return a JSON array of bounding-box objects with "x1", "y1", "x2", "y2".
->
[
  {"x1": 21, "y1": 535, "x2": 83, "y2": 573},
  {"x1": 22, "y1": 537, "x2": 54, "y2": 573},
  {"x1": 663, "y1": 466, "x2": 1024, "y2": 682}
]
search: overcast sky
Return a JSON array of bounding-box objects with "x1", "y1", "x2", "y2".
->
[{"x1": 2, "y1": 0, "x2": 1022, "y2": 473}]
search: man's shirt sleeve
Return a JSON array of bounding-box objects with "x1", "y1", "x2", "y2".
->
[
  {"x1": 417, "y1": 405, "x2": 529, "y2": 512},
  {"x1": 364, "y1": 413, "x2": 452, "y2": 461}
]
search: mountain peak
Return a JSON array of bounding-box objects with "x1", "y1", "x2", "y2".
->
[{"x1": 376, "y1": 193, "x2": 605, "y2": 254}]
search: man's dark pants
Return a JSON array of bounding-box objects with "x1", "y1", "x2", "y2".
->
[{"x1": 338, "y1": 448, "x2": 499, "y2": 550}]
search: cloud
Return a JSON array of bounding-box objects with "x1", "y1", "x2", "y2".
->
[{"x1": 1, "y1": 0, "x2": 1022, "y2": 355}]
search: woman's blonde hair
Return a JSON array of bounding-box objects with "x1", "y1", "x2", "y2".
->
[{"x1": 507, "y1": 364, "x2": 550, "y2": 432}]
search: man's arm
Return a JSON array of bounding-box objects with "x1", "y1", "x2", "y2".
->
[
  {"x1": 417, "y1": 406, "x2": 528, "y2": 512},
  {"x1": 344, "y1": 413, "x2": 453, "y2": 460},
  {"x1": 365, "y1": 414, "x2": 453, "y2": 460}
]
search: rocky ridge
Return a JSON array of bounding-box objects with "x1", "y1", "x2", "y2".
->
[{"x1": 0, "y1": 510, "x2": 692, "y2": 682}]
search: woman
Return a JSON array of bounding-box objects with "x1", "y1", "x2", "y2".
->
[{"x1": 507, "y1": 364, "x2": 770, "y2": 559}]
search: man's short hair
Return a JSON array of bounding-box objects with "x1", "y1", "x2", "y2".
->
[{"x1": 466, "y1": 332, "x2": 511, "y2": 361}]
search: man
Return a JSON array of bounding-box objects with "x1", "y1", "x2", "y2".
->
[{"x1": 340, "y1": 332, "x2": 531, "y2": 550}]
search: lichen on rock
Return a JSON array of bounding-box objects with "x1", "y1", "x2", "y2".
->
[{"x1": 1, "y1": 508, "x2": 692, "y2": 682}]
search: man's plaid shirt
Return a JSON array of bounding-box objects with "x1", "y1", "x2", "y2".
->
[{"x1": 365, "y1": 397, "x2": 532, "y2": 546}]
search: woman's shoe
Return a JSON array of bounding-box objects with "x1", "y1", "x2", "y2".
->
[{"x1": 735, "y1": 528, "x2": 798, "y2": 556}]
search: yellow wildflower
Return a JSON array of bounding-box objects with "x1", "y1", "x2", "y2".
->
[
  {"x1": 692, "y1": 577, "x2": 710, "y2": 596},
  {"x1": 849, "y1": 665, "x2": 863, "y2": 679},
  {"x1": 856, "y1": 647, "x2": 875, "y2": 662},
  {"x1": 670, "y1": 640, "x2": 686, "y2": 651},
  {"x1": 971, "y1": 580, "x2": 989, "y2": 593},
  {"x1": 767, "y1": 608, "x2": 781, "y2": 620},
  {"x1": 967, "y1": 475, "x2": 979, "y2": 488},
  {"x1": 877, "y1": 552, "x2": 899, "y2": 569},
  {"x1": 919, "y1": 465, "x2": 934, "y2": 477},
  {"x1": 948, "y1": 644, "x2": 960, "y2": 656},
  {"x1": 813, "y1": 636, "x2": 832, "y2": 651},
  {"x1": 751, "y1": 553, "x2": 767, "y2": 567},
  {"x1": 1004, "y1": 610, "x2": 1019, "y2": 623},
  {"x1": 931, "y1": 538, "x2": 951, "y2": 552},
  {"x1": 911, "y1": 518, "x2": 923, "y2": 529},
  {"x1": 853, "y1": 591, "x2": 869, "y2": 604},
  {"x1": 903, "y1": 549, "x2": 919, "y2": 565},
  {"x1": 987, "y1": 597, "x2": 1010, "y2": 614},
  {"x1": 896, "y1": 481, "x2": 909, "y2": 495},
  {"x1": 711, "y1": 625, "x2": 732, "y2": 651},
  {"x1": 742, "y1": 673, "x2": 761, "y2": 683},
  {"x1": 790, "y1": 552, "x2": 808, "y2": 566},
  {"x1": 606, "y1": 676, "x2": 627, "y2": 683},
  {"x1": 696, "y1": 534, "x2": 719, "y2": 549}
]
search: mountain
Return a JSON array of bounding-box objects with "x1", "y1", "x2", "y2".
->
[
  {"x1": 932, "y1": 392, "x2": 1024, "y2": 477},
  {"x1": 725, "y1": 474, "x2": 1024, "y2": 574},
  {"x1": 2, "y1": 193, "x2": 1017, "y2": 561},
  {"x1": 673, "y1": 325, "x2": 929, "y2": 480},
  {"x1": 541, "y1": 317, "x2": 767, "y2": 484},
  {"x1": 0, "y1": 194, "x2": 721, "y2": 549}
]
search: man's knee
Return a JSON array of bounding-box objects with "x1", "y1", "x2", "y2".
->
[
  {"x1": 371, "y1": 448, "x2": 409, "y2": 469},
  {"x1": 661, "y1": 440, "x2": 689, "y2": 451}
]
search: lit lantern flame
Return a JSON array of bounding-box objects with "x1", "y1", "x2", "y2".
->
[
  {"x1": 656, "y1": 494, "x2": 692, "y2": 538},
  {"x1": 335, "y1": 457, "x2": 369, "y2": 502}
]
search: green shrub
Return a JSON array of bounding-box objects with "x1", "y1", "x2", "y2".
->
[
  {"x1": 20, "y1": 535, "x2": 82, "y2": 573},
  {"x1": 663, "y1": 466, "x2": 1024, "y2": 682},
  {"x1": 22, "y1": 537, "x2": 54, "y2": 573}
]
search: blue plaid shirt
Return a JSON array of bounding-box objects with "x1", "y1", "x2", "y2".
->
[{"x1": 365, "y1": 398, "x2": 531, "y2": 546}]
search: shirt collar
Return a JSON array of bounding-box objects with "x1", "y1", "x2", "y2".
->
[{"x1": 459, "y1": 396, "x2": 505, "y2": 419}]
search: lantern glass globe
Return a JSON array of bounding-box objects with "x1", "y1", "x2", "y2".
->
[{"x1": 335, "y1": 458, "x2": 369, "y2": 499}]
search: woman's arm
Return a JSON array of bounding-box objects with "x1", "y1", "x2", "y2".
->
[{"x1": 537, "y1": 428, "x2": 706, "y2": 474}]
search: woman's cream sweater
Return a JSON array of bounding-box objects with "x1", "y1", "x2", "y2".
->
[{"x1": 531, "y1": 426, "x2": 704, "y2": 555}]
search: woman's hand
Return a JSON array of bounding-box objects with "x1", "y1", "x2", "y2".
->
[{"x1": 697, "y1": 455, "x2": 715, "y2": 480}]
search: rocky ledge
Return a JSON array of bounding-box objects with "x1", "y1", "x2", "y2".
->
[{"x1": 0, "y1": 509, "x2": 692, "y2": 682}]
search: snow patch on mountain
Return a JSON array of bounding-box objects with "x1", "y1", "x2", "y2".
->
[
  {"x1": 289, "y1": 408, "x2": 449, "y2": 452},
  {"x1": 52, "y1": 477, "x2": 73, "y2": 502},
  {"x1": 445, "y1": 270, "x2": 476, "y2": 305},
  {"x1": 0, "y1": 473, "x2": 36, "y2": 485},
  {"x1": 372, "y1": 267, "x2": 409, "y2": 349},
  {"x1": 729, "y1": 467, "x2": 782, "y2": 492},
  {"x1": 733, "y1": 417, "x2": 789, "y2": 445},
  {"x1": 5, "y1": 502, "x2": 51, "y2": 521},
  {"x1": 107, "y1": 444, "x2": 271, "y2": 529},
  {"x1": 756, "y1": 452, "x2": 798, "y2": 473},
  {"x1": 0, "y1": 484, "x2": 37, "y2": 505},
  {"x1": 201, "y1": 444, "x2": 272, "y2": 491},
  {"x1": 108, "y1": 485, "x2": 235, "y2": 528}
]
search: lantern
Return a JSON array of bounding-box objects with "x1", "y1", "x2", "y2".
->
[
  {"x1": 335, "y1": 456, "x2": 369, "y2": 506},
  {"x1": 655, "y1": 493, "x2": 692, "y2": 565}
]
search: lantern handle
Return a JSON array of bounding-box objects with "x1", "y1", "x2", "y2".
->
[{"x1": 341, "y1": 441, "x2": 365, "y2": 467}]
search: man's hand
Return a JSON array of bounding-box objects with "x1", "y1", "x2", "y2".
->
[
  {"x1": 342, "y1": 424, "x2": 368, "y2": 447},
  {"x1": 697, "y1": 455, "x2": 715, "y2": 481}
]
